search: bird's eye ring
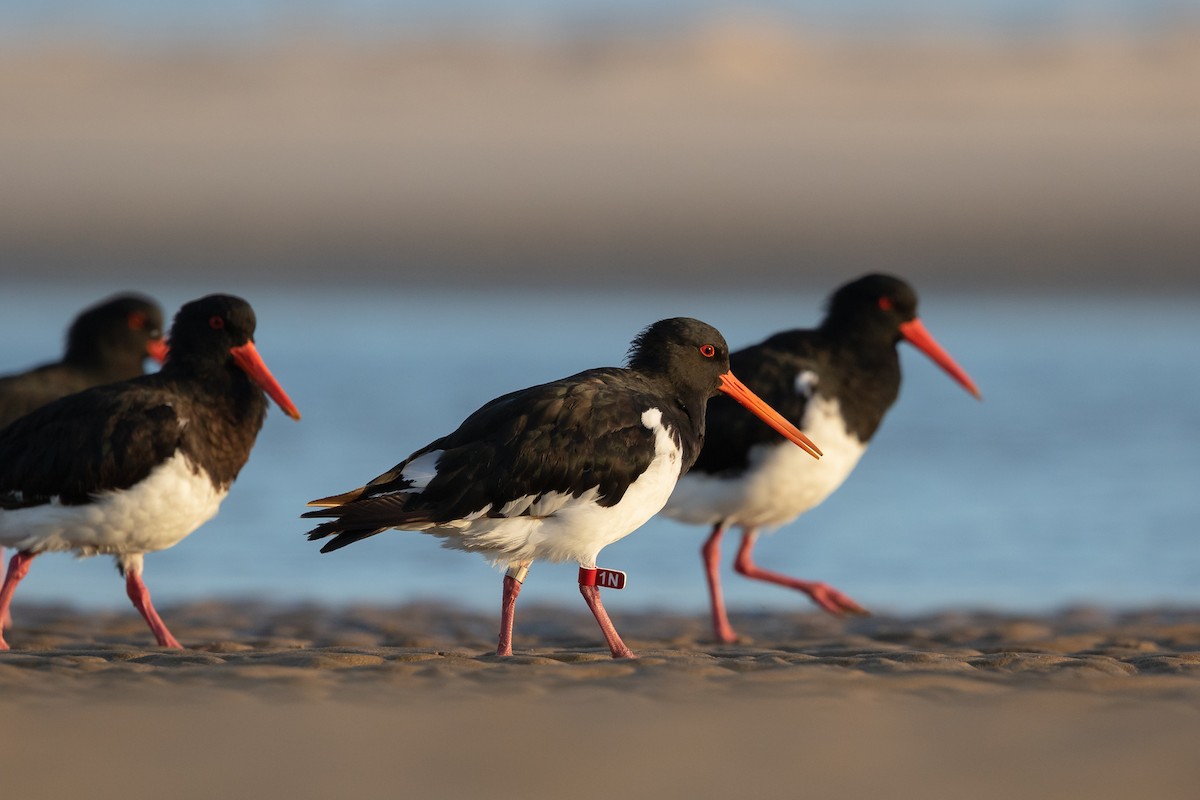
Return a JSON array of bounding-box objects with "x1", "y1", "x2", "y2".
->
[
  {"x1": 699, "y1": 344, "x2": 716, "y2": 358},
  {"x1": 878, "y1": 297, "x2": 894, "y2": 311},
  {"x1": 209, "y1": 315, "x2": 225, "y2": 330},
  {"x1": 127, "y1": 311, "x2": 147, "y2": 330}
]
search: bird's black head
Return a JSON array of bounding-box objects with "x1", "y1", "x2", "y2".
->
[
  {"x1": 626, "y1": 317, "x2": 732, "y2": 397},
  {"x1": 628, "y1": 317, "x2": 823, "y2": 459},
  {"x1": 823, "y1": 273, "x2": 919, "y2": 341},
  {"x1": 66, "y1": 293, "x2": 166, "y2": 369},
  {"x1": 163, "y1": 294, "x2": 301, "y2": 419},
  {"x1": 824, "y1": 273, "x2": 982, "y2": 399},
  {"x1": 162, "y1": 294, "x2": 258, "y2": 374}
]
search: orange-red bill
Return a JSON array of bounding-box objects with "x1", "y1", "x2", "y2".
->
[
  {"x1": 898, "y1": 319, "x2": 982, "y2": 400},
  {"x1": 146, "y1": 338, "x2": 169, "y2": 364},
  {"x1": 230, "y1": 341, "x2": 302, "y2": 421},
  {"x1": 718, "y1": 372, "x2": 822, "y2": 459}
]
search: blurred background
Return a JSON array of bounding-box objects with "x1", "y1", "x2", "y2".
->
[
  {"x1": 2, "y1": 0, "x2": 1198, "y2": 288},
  {"x1": 1, "y1": 2, "x2": 1198, "y2": 617}
]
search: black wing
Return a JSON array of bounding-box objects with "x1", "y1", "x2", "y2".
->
[
  {"x1": 0, "y1": 379, "x2": 184, "y2": 509},
  {"x1": 305, "y1": 368, "x2": 664, "y2": 549}
]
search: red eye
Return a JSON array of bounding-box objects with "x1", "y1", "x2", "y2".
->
[
  {"x1": 699, "y1": 344, "x2": 716, "y2": 358},
  {"x1": 209, "y1": 315, "x2": 225, "y2": 330},
  {"x1": 878, "y1": 297, "x2": 894, "y2": 311},
  {"x1": 127, "y1": 311, "x2": 147, "y2": 330}
]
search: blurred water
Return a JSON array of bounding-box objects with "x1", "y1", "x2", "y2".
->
[
  {"x1": 3, "y1": 0, "x2": 1189, "y2": 42},
  {"x1": 1, "y1": 282, "x2": 1197, "y2": 617}
]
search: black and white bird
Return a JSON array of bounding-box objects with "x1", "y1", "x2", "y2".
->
[
  {"x1": 0, "y1": 294, "x2": 301, "y2": 650},
  {"x1": 0, "y1": 293, "x2": 168, "y2": 429},
  {"x1": 661, "y1": 275, "x2": 980, "y2": 643},
  {"x1": 0, "y1": 293, "x2": 169, "y2": 594},
  {"x1": 304, "y1": 317, "x2": 821, "y2": 659}
]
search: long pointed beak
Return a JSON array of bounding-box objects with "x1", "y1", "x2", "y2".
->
[
  {"x1": 898, "y1": 318, "x2": 982, "y2": 400},
  {"x1": 146, "y1": 338, "x2": 169, "y2": 365},
  {"x1": 719, "y1": 372, "x2": 822, "y2": 459},
  {"x1": 230, "y1": 341, "x2": 302, "y2": 420}
]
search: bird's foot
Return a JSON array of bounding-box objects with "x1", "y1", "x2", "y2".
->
[
  {"x1": 711, "y1": 620, "x2": 740, "y2": 645},
  {"x1": 807, "y1": 583, "x2": 870, "y2": 617},
  {"x1": 156, "y1": 632, "x2": 183, "y2": 649}
]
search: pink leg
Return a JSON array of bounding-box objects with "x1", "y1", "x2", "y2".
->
[
  {"x1": 497, "y1": 562, "x2": 531, "y2": 656},
  {"x1": 0, "y1": 547, "x2": 11, "y2": 629},
  {"x1": 496, "y1": 574, "x2": 522, "y2": 656},
  {"x1": 0, "y1": 551, "x2": 36, "y2": 650},
  {"x1": 579, "y1": 584, "x2": 636, "y2": 659},
  {"x1": 702, "y1": 523, "x2": 739, "y2": 644},
  {"x1": 734, "y1": 530, "x2": 869, "y2": 617},
  {"x1": 125, "y1": 570, "x2": 182, "y2": 648}
]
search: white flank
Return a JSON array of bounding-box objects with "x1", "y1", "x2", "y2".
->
[
  {"x1": 0, "y1": 451, "x2": 226, "y2": 556},
  {"x1": 421, "y1": 407, "x2": 684, "y2": 567},
  {"x1": 663, "y1": 392, "x2": 866, "y2": 530}
]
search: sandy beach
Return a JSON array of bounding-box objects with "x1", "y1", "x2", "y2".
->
[{"x1": 3, "y1": 603, "x2": 1200, "y2": 798}]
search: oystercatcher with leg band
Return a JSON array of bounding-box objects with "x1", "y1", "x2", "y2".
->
[
  {"x1": 304, "y1": 317, "x2": 821, "y2": 659},
  {"x1": 0, "y1": 294, "x2": 301, "y2": 650},
  {"x1": 661, "y1": 274, "x2": 980, "y2": 643},
  {"x1": 0, "y1": 293, "x2": 168, "y2": 430}
]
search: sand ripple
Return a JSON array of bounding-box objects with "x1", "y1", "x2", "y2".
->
[{"x1": 4, "y1": 603, "x2": 1200, "y2": 701}]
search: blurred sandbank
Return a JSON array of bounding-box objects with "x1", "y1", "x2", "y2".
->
[{"x1": 1, "y1": 20, "x2": 1198, "y2": 291}]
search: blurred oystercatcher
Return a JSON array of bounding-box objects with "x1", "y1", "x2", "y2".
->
[
  {"x1": 0, "y1": 293, "x2": 168, "y2": 429},
  {"x1": 661, "y1": 274, "x2": 980, "y2": 643},
  {"x1": 0, "y1": 294, "x2": 300, "y2": 650},
  {"x1": 304, "y1": 317, "x2": 821, "y2": 659}
]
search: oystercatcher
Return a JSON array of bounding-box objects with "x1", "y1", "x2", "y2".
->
[
  {"x1": 0, "y1": 293, "x2": 168, "y2": 429},
  {"x1": 0, "y1": 294, "x2": 301, "y2": 650},
  {"x1": 304, "y1": 317, "x2": 821, "y2": 659},
  {"x1": 661, "y1": 274, "x2": 980, "y2": 643},
  {"x1": 0, "y1": 294, "x2": 169, "y2": 596}
]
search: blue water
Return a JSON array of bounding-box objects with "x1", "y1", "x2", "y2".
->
[
  {"x1": 1, "y1": 282, "x2": 1198, "y2": 617},
  {"x1": 3, "y1": 0, "x2": 1189, "y2": 42}
]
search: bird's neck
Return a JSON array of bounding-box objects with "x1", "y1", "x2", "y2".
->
[
  {"x1": 166, "y1": 363, "x2": 268, "y2": 490},
  {"x1": 162, "y1": 359, "x2": 265, "y2": 423},
  {"x1": 670, "y1": 386, "x2": 711, "y2": 471}
]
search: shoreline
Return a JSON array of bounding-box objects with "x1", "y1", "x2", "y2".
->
[
  {"x1": 4, "y1": 601, "x2": 1200, "y2": 697},
  {"x1": 5, "y1": 603, "x2": 1200, "y2": 798}
]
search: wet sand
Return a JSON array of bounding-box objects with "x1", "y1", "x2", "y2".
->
[{"x1": 3, "y1": 603, "x2": 1199, "y2": 798}]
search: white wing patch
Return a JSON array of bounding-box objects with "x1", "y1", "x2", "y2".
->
[
  {"x1": 370, "y1": 450, "x2": 443, "y2": 498},
  {"x1": 400, "y1": 450, "x2": 441, "y2": 491},
  {"x1": 795, "y1": 369, "x2": 819, "y2": 399}
]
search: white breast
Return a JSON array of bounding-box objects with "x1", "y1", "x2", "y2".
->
[
  {"x1": 419, "y1": 407, "x2": 684, "y2": 567},
  {"x1": 663, "y1": 393, "x2": 866, "y2": 530},
  {"x1": 0, "y1": 451, "x2": 226, "y2": 557}
]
